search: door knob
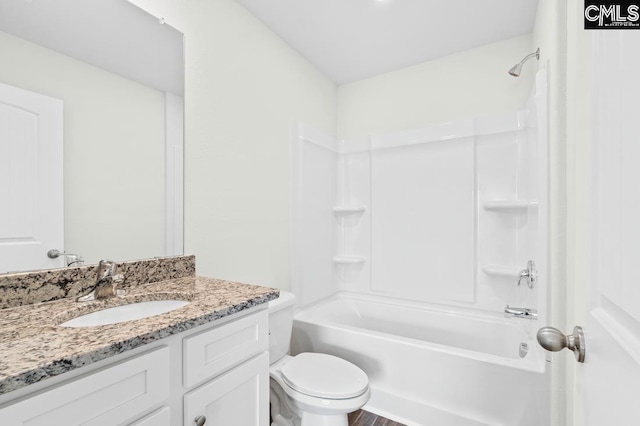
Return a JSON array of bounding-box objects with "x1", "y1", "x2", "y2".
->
[
  {"x1": 536, "y1": 326, "x2": 585, "y2": 363},
  {"x1": 194, "y1": 416, "x2": 206, "y2": 426}
]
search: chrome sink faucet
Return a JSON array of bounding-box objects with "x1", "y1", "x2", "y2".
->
[
  {"x1": 504, "y1": 305, "x2": 538, "y2": 320},
  {"x1": 76, "y1": 260, "x2": 125, "y2": 302}
]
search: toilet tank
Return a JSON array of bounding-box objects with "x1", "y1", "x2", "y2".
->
[{"x1": 268, "y1": 291, "x2": 296, "y2": 364}]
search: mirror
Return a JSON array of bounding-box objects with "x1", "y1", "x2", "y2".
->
[{"x1": 0, "y1": 0, "x2": 184, "y2": 272}]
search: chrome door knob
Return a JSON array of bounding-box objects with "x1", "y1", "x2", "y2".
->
[
  {"x1": 536, "y1": 326, "x2": 585, "y2": 363},
  {"x1": 194, "y1": 416, "x2": 206, "y2": 426}
]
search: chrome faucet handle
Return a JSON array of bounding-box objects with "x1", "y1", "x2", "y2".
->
[
  {"x1": 96, "y1": 260, "x2": 117, "y2": 281},
  {"x1": 517, "y1": 260, "x2": 537, "y2": 288},
  {"x1": 76, "y1": 260, "x2": 124, "y2": 302}
]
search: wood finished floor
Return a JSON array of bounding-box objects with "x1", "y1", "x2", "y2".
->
[{"x1": 348, "y1": 409, "x2": 406, "y2": 426}]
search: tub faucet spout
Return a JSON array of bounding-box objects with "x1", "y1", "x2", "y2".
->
[{"x1": 504, "y1": 305, "x2": 538, "y2": 320}]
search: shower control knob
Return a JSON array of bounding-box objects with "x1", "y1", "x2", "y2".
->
[
  {"x1": 536, "y1": 326, "x2": 585, "y2": 363},
  {"x1": 194, "y1": 415, "x2": 206, "y2": 426}
]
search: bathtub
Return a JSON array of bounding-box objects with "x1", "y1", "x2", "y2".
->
[{"x1": 291, "y1": 293, "x2": 549, "y2": 426}]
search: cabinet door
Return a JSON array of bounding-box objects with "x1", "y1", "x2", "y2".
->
[
  {"x1": 184, "y1": 352, "x2": 269, "y2": 426},
  {"x1": 183, "y1": 310, "x2": 268, "y2": 388},
  {"x1": 0, "y1": 346, "x2": 169, "y2": 426}
]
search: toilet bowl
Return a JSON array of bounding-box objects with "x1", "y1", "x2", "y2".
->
[{"x1": 268, "y1": 292, "x2": 370, "y2": 426}]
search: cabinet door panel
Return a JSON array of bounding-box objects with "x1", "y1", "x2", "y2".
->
[
  {"x1": 128, "y1": 406, "x2": 170, "y2": 426},
  {"x1": 183, "y1": 310, "x2": 267, "y2": 387},
  {"x1": 0, "y1": 346, "x2": 169, "y2": 426},
  {"x1": 184, "y1": 352, "x2": 269, "y2": 426}
]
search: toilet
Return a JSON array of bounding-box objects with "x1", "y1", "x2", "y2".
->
[{"x1": 268, "y1": 291, "x2": 370, "y2": 426}]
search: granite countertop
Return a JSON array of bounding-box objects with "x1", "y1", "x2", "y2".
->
[{"x1": 0, "y1": 276, "x2": 279, "y2": 395}]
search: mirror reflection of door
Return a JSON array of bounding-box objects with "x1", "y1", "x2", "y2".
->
[
  {"x1": 0, "y1": 83, "x2": 64, "y2": 273},
  {"x1": 0, "y1": 0, "x2": 184, "y2": 271}
]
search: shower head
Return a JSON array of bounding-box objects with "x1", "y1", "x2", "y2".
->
[{"x1": 508, "y1": 48, "x2": 540, "y2": 77}]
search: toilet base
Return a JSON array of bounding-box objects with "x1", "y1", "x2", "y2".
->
[
  {"x1": 270, "y1": 376, "x2": 364, "y2": 426},
  {"x1": 301, "y1": 412, "x2": 348, "y2": 426}
]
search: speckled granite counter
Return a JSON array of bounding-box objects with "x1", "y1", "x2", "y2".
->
[{"x1": 0, "y1": 276, "x2": 278, "y2": 395}]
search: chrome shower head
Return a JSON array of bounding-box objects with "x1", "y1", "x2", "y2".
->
[{"x1": 508, "y1": 48, "x2": 540, "y2": 77}]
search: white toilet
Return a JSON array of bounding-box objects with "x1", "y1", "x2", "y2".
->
[{"x1": 268, "y1": 291, "x2": 370, "y2": 426}]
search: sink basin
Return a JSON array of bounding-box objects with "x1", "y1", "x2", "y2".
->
[{"x1": 60, "y1": 300, "x2": 190, "y2": 327}]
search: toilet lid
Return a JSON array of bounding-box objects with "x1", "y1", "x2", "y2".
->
[{"x1": 281, "y1": 353, "x2": 369, "y2": 399}]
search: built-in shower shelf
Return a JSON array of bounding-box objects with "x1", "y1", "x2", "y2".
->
[
  {"x1": 332, "y1": 205, "x2": 367, "y2": 214},
  {"x1": 482, "y1": 200, "x2": 539, "y2": 211},
  {"x1": 332, "y1": 256, "x2": 366, "y2": 265},
  {"x1": 482, "y1": 265, "x2": 522, "y2": 277}
]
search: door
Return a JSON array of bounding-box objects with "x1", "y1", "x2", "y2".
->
[
  {"x1": 183, "y1": 352, "x2": 270, "y2": 426},
  {"x1": 580, "y1": 30, "x2": 640, "y2": 423},
  {"x1": 0, "y1": 83, "x2": 63, "y2": 273}
]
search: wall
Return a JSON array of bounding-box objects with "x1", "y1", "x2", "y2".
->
[
  {"x1": 0, "y1": 31, "x2": 165, "y2": 265},
  {"x1": 129, "y1": 0, "x2": 337, "y2": 290},
  {"x1": 336, "y1": 34, "x2": 534, "y2": 139},
  {"x1": 532, "y1": 2, "x2": 568, "y2": 426},
  {"x1": 564, "y1": 1, "x2": 592, "y2": 425}
]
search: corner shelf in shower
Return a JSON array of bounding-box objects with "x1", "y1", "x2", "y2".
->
[
  {"x1": 332, "y1": 205, "x2": 367, "y2": 215},
  {"x1": 482, "y1": 200, "x2": 539, "y2": 211},
  {"x1": 482, "y1": 265, "x2": 522, "y2": 277},
  {"x1": 332, "y1": 256, "x2": 366, "y2": 265}
]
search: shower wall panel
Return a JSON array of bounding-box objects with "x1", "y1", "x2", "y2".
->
[
  {"x1": 292, "y1": 124, "x2": 338, "y2": 307},
  {"x1": 370, "y1": 138, "x2": 476, "y2": 303}
]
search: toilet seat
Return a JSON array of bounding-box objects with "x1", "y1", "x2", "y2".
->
[
  {"x1": 280, "y1": 353, "x2": 369, "y2": 399},
  {"x1": 270, "y1": 354, "x2": 371, "y2": 417}
]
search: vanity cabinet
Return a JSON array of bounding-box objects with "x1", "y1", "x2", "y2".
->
[{"x1": 0, "y1": 307, "x2": 269, "y2": 426}]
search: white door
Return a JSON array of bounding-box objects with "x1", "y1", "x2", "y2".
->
[
  {"x1": 0, "y1": 83, "x2": 64, "y2": 273},
  {"x1": 183, "y1": 353, "x2": 269, "y2": 426},
  {"x1": 580, "y1": 31, "x2": 640, "y2": 423}
]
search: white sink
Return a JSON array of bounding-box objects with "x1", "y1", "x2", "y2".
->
[{"x1": 60, "y1": 300, "x2": 189, "y2": 327}]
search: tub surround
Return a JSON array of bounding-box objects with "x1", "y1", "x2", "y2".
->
[
  {"x1": 0, "y1": 255, "x2": 196, "y2": 309},
  {"x1": 0, "y1": 256, "x2": 278, "y2": 395}
]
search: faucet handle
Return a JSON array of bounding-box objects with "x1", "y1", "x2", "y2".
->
[
  {"x1": 96, "y1": 260, "x2": 117, "y2": 281},
  {"x1": 517, "y1": 260, "x2": 537, "y2": 288}
]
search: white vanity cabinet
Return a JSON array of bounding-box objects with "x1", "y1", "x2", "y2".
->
[{"x1": 0, "y1": 307, "x2": 269, "y2": 426}]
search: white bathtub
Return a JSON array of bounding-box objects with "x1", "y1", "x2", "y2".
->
[{"x1": 291, "y1": 293, "x2": 549, "y2": 426}]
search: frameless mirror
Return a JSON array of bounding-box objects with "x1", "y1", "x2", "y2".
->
[{"x1": 0, "y1": 0, "x2": 184, "y2": 273}]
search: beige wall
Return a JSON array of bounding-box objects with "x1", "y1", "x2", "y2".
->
[
  {"x1": 336, "y1": 34, "x2": 534, "y2": 139},
  {"x1": 129, "y1": 0, "x2": 338, "y2": 290},
  {"x1": 0, "y1": 31, "x2": 165, "y2": 265}
]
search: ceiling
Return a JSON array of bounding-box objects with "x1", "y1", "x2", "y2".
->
[
  {"x1": 238, "y1": 0, "x2": 540, "y2": 84},
  {"x1": 0, "y1": 0, "x2": 183, "y2": 95}
]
